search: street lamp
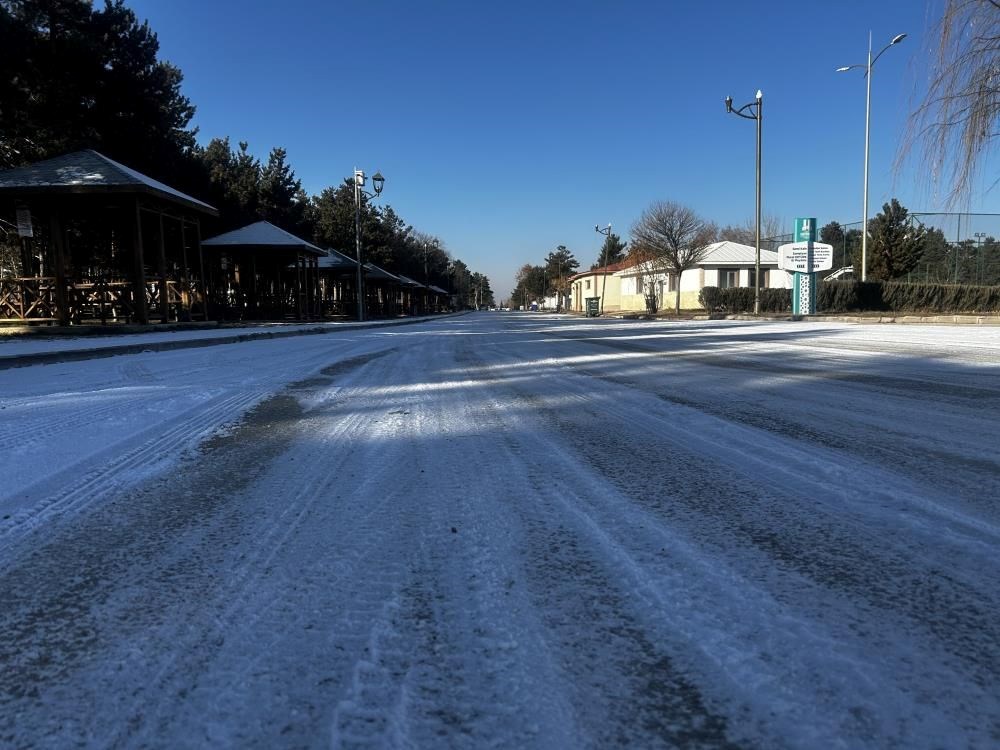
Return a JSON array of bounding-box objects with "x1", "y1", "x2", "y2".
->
[
  {"x1": 595, "y1": 223, "x2": 612, "y2": 315},
  {"x1": 353, "y1": 168, "x2": 385, "y2": 321},
  {"x1": 724, "y1": 89, "x2": 763, "y2": 315},
  {"x1": 975, "y1": 231, "x2": 987, "y2": 284},
  {"x1": 837, "y1": 32, "x2": 906, "y2": 282}
]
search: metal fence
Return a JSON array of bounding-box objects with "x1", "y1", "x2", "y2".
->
[{"x1": 762, "y1": 213, "x2": 1000, "y2": 286}]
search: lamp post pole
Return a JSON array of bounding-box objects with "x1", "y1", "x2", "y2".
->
[
  {"x1": 352, "y1": 168, "x2": 385, "y2": 321},
  {"x1": 838, "y1": 32, "x2": 906, "y2": 282},
  {"x1": 595, "y1": 223, "x2": 612, "y2": 315},
  {"x1": 725, "y1": 90, "x2": 763, "y2": 315}
]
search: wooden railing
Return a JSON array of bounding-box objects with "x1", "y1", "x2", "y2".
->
[
  {"x1": 0, "y1": 277, "x2": 199, "y2": 323},
  {"x1": 0, "y1": 277, "x2": 59, "y2": 321}
]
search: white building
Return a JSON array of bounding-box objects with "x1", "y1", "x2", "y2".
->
[{"x1": 615, "y1": 241, "x2": 784, "y2": 311}]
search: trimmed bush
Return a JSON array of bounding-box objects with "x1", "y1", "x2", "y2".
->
[{"x1": 699, "y1": 286, "x2": 722, "y2": 313}]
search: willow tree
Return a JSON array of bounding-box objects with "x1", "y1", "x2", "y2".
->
[{"x1": 900, "y1": 0, "x2": 1000, "y2": 203}]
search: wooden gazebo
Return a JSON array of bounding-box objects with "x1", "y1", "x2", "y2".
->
[
  {"x1": 363, "y1": 263, "x2": 404, "y2": 318},
  {"x1": 201, "y1": 221, "x2": 323, "y2": 320},
  {"x1": 0, "y1": 150, "x2": 218, "y2": 325},
  {"x1": 317, "y1": 247, "x2": 359, "y2": 318}
]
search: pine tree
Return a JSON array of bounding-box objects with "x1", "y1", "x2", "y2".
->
[{"x1": 867, "y1": 199, "x2": 926, "y2": 281}]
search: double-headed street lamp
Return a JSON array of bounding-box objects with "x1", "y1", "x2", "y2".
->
[
  {"x1": 595, "y1": 223, "x2": 612, "y2": 315},
  {"x1": 353, "y1": 168, "x2": 385, "y2": 321},
  {"x1": 725, "y1": 89, "x2": 763, "y2": 315},
  {"x1": 837, "y1": 32, "x2": 906, "y2": 282}
]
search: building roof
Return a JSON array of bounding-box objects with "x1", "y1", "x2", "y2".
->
[
  {"x1": 699, "y1": 240, "x2": 779, "y2": 266},
  {"x1": 202, "y1": 220, "x2": 325, "y2": 256},
  {"x1": 317, "y1": 247, "x2": 358, "y2": 270},
  {"x1": 612, "y1": 242, "x2": 781, "y2": 277},
  {"x1": 568, "y1": 257, "x2": 641, "y2": 282},
  {"x1": 395, "y1": 274, "x2": 425, "y2": 288},
  {"x1": 0, "y1": 149, "x2": 218, "y2": 215},
  {"x1": 427, "y1": 284, "x2": 449, "y2": 295},
  {"x1": 363, "y1": 263, "x2": 401, "y2": 282}
]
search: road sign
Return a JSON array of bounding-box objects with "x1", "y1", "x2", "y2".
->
[{"x1": 778, "y1": 242, "x2": 834, "y2": 273}]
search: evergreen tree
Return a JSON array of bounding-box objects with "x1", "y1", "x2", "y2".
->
[
  {"x1": 592, "y1": 232, "x2": 627, "y2": 269},
  {"x1": 867, "y1": 199, "x2": 926, "y2": 280},
  {"x1": 258, "y1": 147, "x2": 305, "y2": 232},
  {"x1": 0, "y1": 0, "x2": 197, "y2": 180}
]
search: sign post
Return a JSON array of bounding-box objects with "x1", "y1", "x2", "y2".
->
[{"x1": 778, "y1": 218, "x2": 833, "y2": 316}]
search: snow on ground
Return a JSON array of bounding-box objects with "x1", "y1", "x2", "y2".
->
[{"x1": 1, "y1": 314, "x2": 999, "y2": 748}]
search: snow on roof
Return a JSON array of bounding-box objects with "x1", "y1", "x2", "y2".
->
[
  {"x1": 317, "y1": 248, "x2": 358, "y2": 269},
  {"x1": 363, "y1": 263, "x2": 401, "y2": 282},
  {"x1": 612, "y1": 241, "x2": 780, "y2": 276},
  {"x1": 395, "y1": 275, "x2": 425, "y2": 288},
  {"x1": 700, "y1": 240, "x2": 779, "y2": 265},
  {"x1": 202, "y1": 221, "x2": 325, "y2": 256},
  {"x1": 0, "y1": 149, "x2": 218, "y2": 215}
]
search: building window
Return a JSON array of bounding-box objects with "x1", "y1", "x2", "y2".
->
[
  {"x1": 719, "y1": 269, "x2": 738, "y2": 288},
  {"x1": 668, "y1": 274, "x2": 678, "y2": 292},
  {"x1": 748, "y1": 268, "x2": 769, "y2": 288},
  {"x1": 585, "y1": 279, "x2": 591, "y2": 290}
]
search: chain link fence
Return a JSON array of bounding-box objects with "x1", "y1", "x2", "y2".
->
[{"x1": 762, "y1": 213, "x2": 1000, "y2": 286}]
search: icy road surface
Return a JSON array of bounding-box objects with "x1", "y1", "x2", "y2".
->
[{"x1": 1, "y1": 314, "x2": 999, "y2": 749}]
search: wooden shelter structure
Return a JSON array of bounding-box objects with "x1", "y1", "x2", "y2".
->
[
  {"x1": 427, "y1": 284, "x2": 450, "y2": 313},
  {"x1": 0, "y1": 150, "x2": 218, "y2": 325},
  {"x1": 317, "y1": 247, "x2": 359, "y2": 318},
  {"x1": 363, "y1": 263, "x2": 404, "y2": 317},
  {"x1": 201, "y1": 221, "x2": 323, "y2": 320}
]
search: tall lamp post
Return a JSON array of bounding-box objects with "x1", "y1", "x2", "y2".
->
[
  {"x1": 595, "y1": 223, "x2": 612, "y2": 315},
  {"x1": 837, "y1": 32, "x2": 906, "y2": 282},
  {"x1": 725, "y1": 89, "x2": 763, "y2": 315},
  {"x1": 975, "y1": 231, "x2": 987, "y2": 285},
  {"x1": 353, "y1": 168, "x2": 385, "y2": 321}
]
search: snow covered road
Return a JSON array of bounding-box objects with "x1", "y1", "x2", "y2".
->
[{"x1": 1, "y1": 314, "x2": 999, "y2": 748}]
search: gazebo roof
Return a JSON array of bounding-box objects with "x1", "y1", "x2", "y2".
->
[
  {"x1": 363, "y1": 263, "x2": 401, "y2": 282},
  {"x1": 317, "y1": 247, "x2": 358, "y2": 270},
  {"x1": 202, "y1": 220, "x2": 325, "y2": 256},
  {"x1": 395, "y1": 274, "x2": 425, "y2": 288},
  {"x1": 0, "y1": 149, "x2": 218, "y2": 215}
]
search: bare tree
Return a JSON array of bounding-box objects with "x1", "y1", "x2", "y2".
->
[
  {"x1": 717, "y1": 214, "x2": 785, "y2": 246},
  {"x1": 631, "y1": 201, "x2": 715, "y2": 315},
  {"x1": 898, "y1": 0, "x2": 1000, "y2": 204}
]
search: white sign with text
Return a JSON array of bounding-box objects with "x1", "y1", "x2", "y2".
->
[{"x1": 778, "y1": 242, "x2": 834, "y2": 273}]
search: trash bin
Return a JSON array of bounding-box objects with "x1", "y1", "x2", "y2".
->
[{"x1": 585, "y1": 297, "x2": 600, "y2": 317}]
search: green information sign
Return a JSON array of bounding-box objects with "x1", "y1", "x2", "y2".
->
[
  {"x1": 794, "y1": 217, "x2": 817, "y2": 243},
  {"x1": 792, "y1": 217, "x2": 817, "y2": 316}
]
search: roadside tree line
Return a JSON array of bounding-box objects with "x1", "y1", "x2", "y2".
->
[{"x1": 0, "y1": 0, "x2": 493, "y2": 308}]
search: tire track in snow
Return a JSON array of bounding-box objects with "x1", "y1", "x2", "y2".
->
[
  {"x1": 0, "y1": 346, "x2": 409, "y2": 748},
  {"x1": 329, "y1": 341, "x2": 582, "y2": 748},
  {"x1": 454, "y1": 330, "x2": 1000, "y2": 747}
]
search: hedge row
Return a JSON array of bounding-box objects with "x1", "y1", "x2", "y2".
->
[
  {"x1": 698, "y1": 286, "x2": 791, "y2": 314},
  {"x1": 699, "y1": 281, "x2": 1000, "y2": 314},
  {"x1": 819, "y1": 280, "x2": 1000, "y2": 313}
]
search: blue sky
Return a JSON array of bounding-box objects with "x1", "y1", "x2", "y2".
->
[{"x1": 128, "y1": 0, "x2": 996, "y2": 299}]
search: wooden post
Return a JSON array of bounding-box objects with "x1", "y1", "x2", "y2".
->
[
  {"x1": 132, "y1": 199, "x2": 149, "y2": 324},
  {"x1": 49, "y1": 209, "x2": 71, "y2": 326},
  {"x1": 180, "y1": 218, "x2": 190, "y2": 316},
  {"x1": 196, "y1": 218, "x2": 209, "y2": 321},
  {"x1": 157, "y1": 210, "x2": 169, "y2": 322},
  {"x1": 295, "y1": 251, "x2": 304, "y2": 320}
]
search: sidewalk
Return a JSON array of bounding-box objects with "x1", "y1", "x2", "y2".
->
[{"x1": 0, "y1": 315, "x2": 451, "y2": 369}]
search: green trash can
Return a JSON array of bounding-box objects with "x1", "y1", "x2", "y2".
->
[{"x1": 585, "y1": 297, "x2": 600, "y2": 317}]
